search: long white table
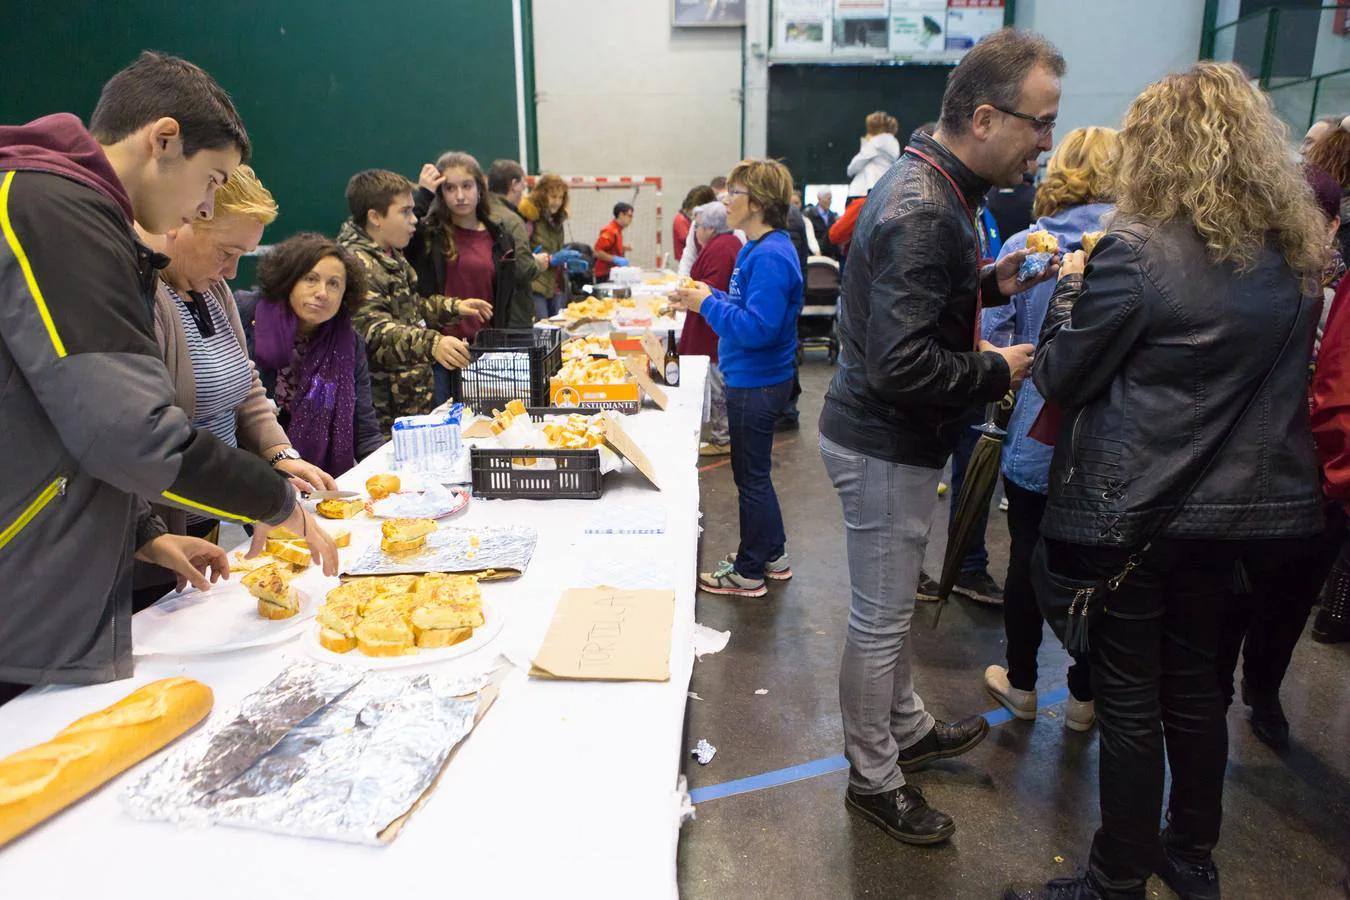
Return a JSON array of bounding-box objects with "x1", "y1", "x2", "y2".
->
[{"x1": 0, "y1": 358, "x2": 708, "y2": 900}]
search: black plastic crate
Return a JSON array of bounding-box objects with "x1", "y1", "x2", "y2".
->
[
  {"x1": 448, "y1": 328, "x2": 563, "y2": 410},
  {"x1": 470, "y1": 447, "x2": 603, "y2": 500}
]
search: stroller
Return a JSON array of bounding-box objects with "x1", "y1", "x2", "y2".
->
[{"x1": 798, "y1": 255, "x2": 841, "y2": 364}]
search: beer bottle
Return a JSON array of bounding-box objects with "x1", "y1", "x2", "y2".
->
[{"x1": 663, "y1": 328, "x2": 680, "y2": 386}]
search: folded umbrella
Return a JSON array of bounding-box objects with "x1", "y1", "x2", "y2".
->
[{"x1": 934, "y1": 390, "x2": 1016, "y2": 626}]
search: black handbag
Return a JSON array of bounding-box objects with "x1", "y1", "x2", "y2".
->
[{"x1": 1030, "y1": 297, "x2": 1303, "y2": 656}]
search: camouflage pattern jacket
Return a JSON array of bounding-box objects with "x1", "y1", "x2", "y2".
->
[{"x1": 338, "y1": 219, "x2": 462, "y2": 431}]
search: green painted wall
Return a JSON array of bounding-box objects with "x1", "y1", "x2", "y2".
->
[{"x1": 0, "y1": 1, "x2": 522, "y2": 280}]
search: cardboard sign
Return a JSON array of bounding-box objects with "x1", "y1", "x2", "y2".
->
[
  {"x1": 551, "y1": 377, "x2": 642, "y2": 414},
  {"x1": 461, "y1": 418, "x2": 495, "y2": 439},
  {"x1": 530, "y1": 588, "x2": 675, "y2": 682},
  {"x1": 640, "y1": 329, "x2": 667, "y2": 375},
  {"x1": 621, "y1": 356, "x2": 669, "y2": 410},
  {"x1": 598, "y1": 410, "x2": 661, "y2": 488}
]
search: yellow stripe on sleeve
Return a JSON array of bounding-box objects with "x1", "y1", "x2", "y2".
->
[
  {"x1": 0, "y1": 171, "x2": 67, "y2": 358},
  {"x1": 160, "y1": 491, "x2": 255, "y2": 525}
]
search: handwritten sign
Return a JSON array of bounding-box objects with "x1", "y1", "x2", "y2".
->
[
  {"x1": 621, "y1": 355, "x2": 669, "y2": 410},
  {"x1": 530, "y1": 587, "x2": 675, "y2": 682}
]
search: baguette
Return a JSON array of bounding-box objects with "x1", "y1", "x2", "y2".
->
[
  {"x1": 380, "y1": 535, "x2": 427, "y2": 555},
  {"x1": 266, "y1": 539, "x2": 313, "y2": 569},
  {"x1": 0, "y1": 678, "x2": 212, "y2": 847}
]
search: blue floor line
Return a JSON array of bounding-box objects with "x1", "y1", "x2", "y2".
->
[{"x1": 687, "y1": 685, "x2": 1074, "y2": 805}]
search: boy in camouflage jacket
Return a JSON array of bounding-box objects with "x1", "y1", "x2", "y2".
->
[{"x1": 339, "y1": 170, "x2": 491, "y2": 431}]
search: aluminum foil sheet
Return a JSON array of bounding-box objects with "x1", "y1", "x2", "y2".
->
[
  {"x1": 124, "y1": 662, "x2": 485, "y2": 845},
  {"x1": 344, "y1": 523, "x2": 537, "y2": 577}
]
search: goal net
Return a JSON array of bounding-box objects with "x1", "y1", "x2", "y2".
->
[{"x1": 527, "y1": 176, "x2": 666, "y2": 271}]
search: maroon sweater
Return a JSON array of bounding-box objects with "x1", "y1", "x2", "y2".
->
[{"x1": 679, "y1": 231, "x2": 742, "y2": 362}]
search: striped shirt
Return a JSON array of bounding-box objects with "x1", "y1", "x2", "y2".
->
[{"x1": 171, "y1": 286, "x2": 254, "y2": 446}]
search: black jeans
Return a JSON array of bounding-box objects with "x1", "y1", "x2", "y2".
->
[
  {"x1": 726, "y1": 377, "x2": 794, "y2": 578},
  {"x1": 1048, "y1": 539, "x2": 1233, "y2": 899},
  {"x1": 1003, "y1": 478, "x2": 1091, "y2": 699},
  {"x1": 1216, "y1": 503, "x2": 1344, "y2": 707}
]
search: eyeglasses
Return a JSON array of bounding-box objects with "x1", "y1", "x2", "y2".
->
[{"x1": 992, "y1": 106, "x2": 1056, "y2": 137}]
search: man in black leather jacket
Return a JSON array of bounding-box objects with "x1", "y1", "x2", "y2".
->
[{"x1": 817, "y1": 27, "x2": 1064, "y2": 846}]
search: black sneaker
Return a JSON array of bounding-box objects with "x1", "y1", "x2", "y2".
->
[
  {"x1": 844, "y1": 783, "x2": 955, "y2": 845},
  {"x1": 1314, "y1": 555, "x2": 1350, "y2": 643},
  {"x1": 1157, "y1": 831, "x2": 1221, "y2": 900},
  {"x1": 1313, "y1": 606, "x2": 1350, "y2": 644},
  {"x1": 953, "y1": 569, "x2": 1004, "y2": 606},
  {"x1": 774, "y1": 414, "x2": 800, "y2": 433},
  {"x1": 916, "y1": 570, "x2": 941, "y2": 603},
  {"x1": 896, "y1": 715, "x2": 990, "y2": 772},
  {"x1": 1003, "y1": 875, "x2": 1104, "y2": 899},
  {"x1": 1242, "y1": 682, "x2": 1289, "y2": 748}
]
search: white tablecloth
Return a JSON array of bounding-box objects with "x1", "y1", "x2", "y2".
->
[{"x1": 0, "y1": 358, "x2": 709, "y2": 900}]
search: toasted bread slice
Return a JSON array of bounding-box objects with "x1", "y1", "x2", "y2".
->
[
  {"x1": 411, "y1": 603, "x2": 484, "y2": 632},
  {"x1": 318, "y1": 627, "x2": 357, "y2": 653},
  {"x1": 1026, "y1": 230, "x2": 1060, "y2": 254},
  {"x1": 366, "y1": 474, "x2": 401, "y2": 500},
  {"x1": 267, "y1": 539, "x2": 313, "y2": 568},
  {"x1": 380, "y1": 535, "x2": 427, "y2": 555},
  {"x1": 333, "y1": 528, "x2": 351, "y2": 549},
  {"x1": 1081, "y1": 230, "x2": 1105, "y2": 256},
  {"x1": 380, "y1": 517, "x2": 437, "y2": 542},
  {"x1": 268, "y1": 526, "x2": 302, "y2": 540},
  {"x1": 355, "y1": 610, "x2": 413, "y2": 657},
  {"x1": 373, "y1": 575, "x2": 420, "y2": 594},
  {"x1": 229, "y1": 550, "x2": 270, "y2": 574},
  {"x1": 413, "y1": 622, "x2": 473, "y2": 650},
  {"x1": 242, "y1": 563, "x2": 292, "y2": 600},
  {"x1": 316, "y1": 497, "x2": 365, "y2": 519}
]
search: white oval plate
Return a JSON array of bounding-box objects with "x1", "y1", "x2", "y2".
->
[
  {"x1": 301, "y1": 598, "x2": 503, "y2": 670},
  {"x1": 132, "y1": 578, "x2": 322, "y2": 656},
  {"x1": 369, "y1": 487, "x2": 470, "y2": 520}
]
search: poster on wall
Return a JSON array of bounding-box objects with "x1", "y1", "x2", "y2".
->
[
  {"x1": 833, "y1": 0, "x2": 890, "y2": 51},
  {"x1": 890, "y1": 1, "x2": 947, "y2": 56},
  {"x1": 672, "y1": 0, "x2": 746, "y2": 28},
  {"x1": 776, "y1": 0, "x2": 833, "y2": 55},
  {"x1": 945, "y1": 0, "x2": 1005, "y2": 52}
]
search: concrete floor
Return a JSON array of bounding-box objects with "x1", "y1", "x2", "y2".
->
[{"x1": 678, "y1": 359, "x2": 1350, "y2": 899}]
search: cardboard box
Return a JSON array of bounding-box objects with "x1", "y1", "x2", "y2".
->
[
  {"x1": 530, "y1": 587, "x2": 675, "y2": 682},
  {"x1": 550, "y1": 377, "x2": 642, "y2": 414}
]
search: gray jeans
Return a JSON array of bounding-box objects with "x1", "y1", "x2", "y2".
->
[
  {"x1": 702, "y1": 363, "x2": 730, "y2": 445},
  {"x1": 820, "y1": 434, "x2": 939, "y2": 794}
]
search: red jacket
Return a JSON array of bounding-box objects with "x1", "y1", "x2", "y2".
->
[
  {"x1": 673, "y1": 210, "x2": 691, "y2": 262},
  {"x1": 679, "y1": 231, "x2": 741, "y2": 362},
  {"x1": 1312, "y1": 276, "x2": 1350, "y2": 506},
  {"x1": 828, "y1": 196, "x2": 867, "y2": 252},
  {"x1": 593, "y1": 219, "x2": 624, "y2": 280}
]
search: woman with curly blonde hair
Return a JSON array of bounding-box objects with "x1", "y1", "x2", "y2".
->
[
  {"x1": 1006, "y1": 63, "x2": 1326, "y2": 900},
  {"x1": 979, "y1": 126, "x2": 1118, "y2": 736}
]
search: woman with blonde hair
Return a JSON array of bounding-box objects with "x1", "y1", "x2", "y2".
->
[
  {"x1": 1006, "y1": 63, "x2": 1327, "y2": 900},
  {"x1": 670, "y1": 159, "x2": 804, "y2": 597},
  {"x1": 846, "y1": 110, "x2": 900, "y2": 201},
  {"x1": 980, "y1": 126, "x2": 1118, "y2": 733},
  {"x1": 133, "y1": 165, "x2": 337, "y2": 609}
]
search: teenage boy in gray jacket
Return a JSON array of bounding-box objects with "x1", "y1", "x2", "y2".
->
[{"x1": 0, "y1": 52, "x2": 337, "y2": 699}]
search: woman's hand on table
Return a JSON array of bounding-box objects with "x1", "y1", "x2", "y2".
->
[
  {"x1": 458, "y1": 298, "x2": 493, "y2": 322},
  {"x1": 249, "y1": 505, "x2": 339, "y2": 576},
  {"x1": 669, "y1": 282, "x2": 712, "y2": 314},
  {"x1": 273, "y1": 457, "x2": 337, "y2": 493},
  {"x1": 136, "y1": 535, "x2": 230, "y2": 593}
]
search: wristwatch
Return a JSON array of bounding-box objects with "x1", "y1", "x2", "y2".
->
[{"x1": 268, "y1": 447, "x2": 301, "y2": 466}]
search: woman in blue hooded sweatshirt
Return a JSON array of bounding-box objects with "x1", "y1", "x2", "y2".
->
[
  {"x1": 980, "y1": 127, "x2": 1118, "y2": 730},
  {"x1": 671, "y1": 159, "x2": 805, "y2": 597}
]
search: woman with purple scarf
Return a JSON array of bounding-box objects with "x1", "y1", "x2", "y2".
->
[{"x1": 237, "y1": 233, "x2": 384, "y2": 477}]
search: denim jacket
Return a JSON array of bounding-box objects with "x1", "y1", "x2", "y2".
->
[{"x1": 983, "y1": 203, "x2": 1113, "y2": 495}]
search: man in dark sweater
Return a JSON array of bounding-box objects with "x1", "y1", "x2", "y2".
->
[{"x1": 818, "y1": 28, "x2": 1063, "y2": 845}]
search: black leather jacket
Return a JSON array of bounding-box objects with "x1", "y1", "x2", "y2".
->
[
  {"x1": 1034, "y1": 220, "x2": 1323, "y2": 547},
  {"x1": 820, "y1": 132, "x2": 1011, "y2": 467}
]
